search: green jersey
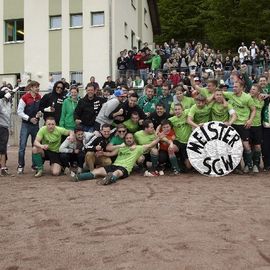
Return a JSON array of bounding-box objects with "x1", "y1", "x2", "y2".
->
[
  {"x1": 199, "y1": 87, "x2": 212, "y2": 98},
  {"x1": 123, "y1": 119, "x2": 140, "y2": 133},
  {"x1": 138, "y1": 95, "x2": 159, "y2": 113},
  {"x1": 252, "y1": 97, "x2": 264, "y2": 127},
  {"x1": 110, "y1": 136, "x2": 124, "y2": 145},
  {"x1": 262, "y1": 83, "x2": 270, "y2": 94},
  {"x1": 36, "y1": 126, "x2": 69, "y2": 152},
  {"x1": 170, "y1": 96, "x2": 195, "y2": 114},
  {"x1": 210, "y1": 102, "x2": 234, "y2": 122},
  {"x1": 223, "y1": 91, "x2": 255, "y2": 125},
  {"x1": 113, "y1": 145, "x2": 145, "y2": 174},
  {"x1": 169, "y1": 110, "x2": 192, "y2": 144},
  {"x1": 188, "y1": 104, "x2": 211, "y2": 124},
  {"x1": 134, "y1": 130, "x2": 156, "y2": 145}
]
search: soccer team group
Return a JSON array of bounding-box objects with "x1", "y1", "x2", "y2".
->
[{"x1": 0, "y1": 68, "x2": 270, "y2": 185}]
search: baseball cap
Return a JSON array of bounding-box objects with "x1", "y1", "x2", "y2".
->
[
  {"x1": 194, "y1": 77, "x2": 201, "y2": 81},
  {"x1": 114, "y1": 89, "x2": 126, "y2": 97}
]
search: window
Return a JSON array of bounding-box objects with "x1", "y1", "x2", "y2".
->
[
  {"x1": 50, "y1": 16, "x2": 61, "y2": 29},
  {"x1": 91, "y1": 12, "x2": 104, "y2": 26},
  {"x1": 70, "y1": 72, "x2": 83, "y2": 86},
  {"x1": 131, "y1": 31, "x2": 135, "y2": 48},
  {"x1": 144, "y1": 8, "x2": 148, "y2": 28},
  {"x1": 124, "y1": 22, "x2": 128, "y2": 39},
  {"x1": 70, "y1": 14, "x2": 82, "y2": 28},
  {"x1": 50, "y1": 72, "x2": 62, "y2": 82},
  {"x1": 5, "y1": 19, "x2": 24, "y2": 42}
]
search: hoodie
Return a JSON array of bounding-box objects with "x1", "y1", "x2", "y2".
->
[
  {"x1": 39, "y1": 81, "x2": 67, "y2": 124},
  {"x1": 59, "y1": 96, "x2": 79, "y2": 130}
]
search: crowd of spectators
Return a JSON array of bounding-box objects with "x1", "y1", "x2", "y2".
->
[{"x1": 0, "y1": 39, "x2": 270, "y2": 184}]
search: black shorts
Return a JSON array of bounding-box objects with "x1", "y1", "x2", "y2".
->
[
  {"x1": 249, "y1": 126, "x2": 262, "y2": 145},
  {"x1": 232, "y1": 125, "x2": 250, "y2": 142},
  {"x1": 0, "y1": 126, "x2": 9, "y2": 154},
  {"x1": 104, "y1": 165, "x2": 129, "y2": 179},
  {"x1": 173, "y1": 140, "x2": 188, "y2": 160},
  {"x1": 43, "y1": 150, "x2": 62, "y2": 165},
  {"x1": 159, "y1": 150, "x2": 169, "y2": 164}
]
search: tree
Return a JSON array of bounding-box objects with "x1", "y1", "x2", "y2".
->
[{"x1": 155, "y1": 0, "x2": 270, "y2": 50}]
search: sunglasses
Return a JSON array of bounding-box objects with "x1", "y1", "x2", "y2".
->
[
  {"x1": 118, "y1": 130, "x2": 127, "y2": 133},
  {"x1": 56, "y1": 86, "x2": 64, "y2": 89}
]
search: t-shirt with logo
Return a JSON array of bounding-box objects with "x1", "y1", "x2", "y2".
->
[
  {"x1": 210, "y1": 102, "x2": 235, "y2": 122},
  {"x1": 113, "y1": 145, "x2": 144, "y2": 174},
  {"x1": 36, "y1": 126, "x2": 69, "y2": 152},
  {"x1": 252, "y1": 97, "x2": 264, "y2": 127},
  {"x1": 223, "y1": 91, "x2": 255, "y2": 125},
  {"x1": 134, "y1": 130, "x2": 157, "y2": 146},
  {"x1": 169, "y1": 110, "x2": 192, "y2": 144},
  {"x1": 188, "y1": 104, "x2": 211, "y2": 124}
]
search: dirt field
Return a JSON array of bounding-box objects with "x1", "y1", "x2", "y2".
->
[{"x1": 1, "y1": 147, "x2": 270, "y2": 270}]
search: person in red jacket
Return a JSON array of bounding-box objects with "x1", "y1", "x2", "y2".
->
[{"x1": 169, "y1": 69, "x2": 181, "y2": 87}]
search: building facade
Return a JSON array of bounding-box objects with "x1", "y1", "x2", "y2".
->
[{"x1": 0, "y1": 0, "x2": 160, "y2": 89}]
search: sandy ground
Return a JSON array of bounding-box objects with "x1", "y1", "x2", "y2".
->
[{"x1": 1, "y1": 147, "x2": 270, "y2": 270}]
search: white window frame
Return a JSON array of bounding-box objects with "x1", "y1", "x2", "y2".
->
[
  {"x1": 91, "y1": 11, "x2": 105, "y2": 27},
  {"x1": 50, "y1": 15, "x2": 62, "y2": 30}
]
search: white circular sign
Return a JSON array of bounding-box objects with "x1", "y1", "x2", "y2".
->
[{"x1": 187, "y1": 121, "x2": 243, "y2": 177}]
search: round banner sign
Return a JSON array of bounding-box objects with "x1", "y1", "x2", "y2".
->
[{"x1": 187, "y1": 121, "x2": 243, "y2": 177}]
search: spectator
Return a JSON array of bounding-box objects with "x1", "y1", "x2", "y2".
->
[
  {"x1": 117, "y1": 51, "x2": 128, "y2": 78},
  {"x1": 102, "y1": 76, "x2": 116, "y2": 89},
  {"x1": 39, "y1": 81, "x2": 67, "y2": 125},
  {"x1": 59, "y1": 85, "x2": 80, "y2": 130},
  {"x1": 74, "y1": 84, "x2": 105, "y2": 132},
  {"x1": 95, "y1": 89, "x2": 127, "y2": 130},
  {"x1": 17, "y1": 81, "x2": 42, "y2": 174}
]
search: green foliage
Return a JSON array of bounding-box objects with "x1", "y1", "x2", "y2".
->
[{"x1": 156, "y1": 0, "x2": 270, "y2": 50}]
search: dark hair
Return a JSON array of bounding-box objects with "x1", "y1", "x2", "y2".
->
[
  {"x1": 207, "y1": 79, "x2": 218, "y2": 87},
  {"x1": 129, "y1": 93, "x2": 138, "y2": 99},
  {"x1": 85, "y1": 83, "x2": 95, "y2": 90},
  {"x1": 53, "y1": 81, "x2": 65, "y2": 92},
  {"x1": 101, "y1": 123, "x2": 111, "y2": 130},
  {"x1": 131, "y1": 111, "x2": 139, "y2": 117},
  {"x1": 74, "y1": 127, "x2": 84, "y2": 133},
  {"x1": 161, "y1": 119, "x2": 172, "y2": 127},
  {"x1": 142, "y1": 119, "x2": 153, "y2": 129},
  {"x1": 70, "y1": 85, "x2": 79, "y2": 92},
  {"x1": 46, "y1": 117, "x2": 56, "y2": 122},
  {"x1": 156, "y1": 102, "x2": 165, "y2": 108}
]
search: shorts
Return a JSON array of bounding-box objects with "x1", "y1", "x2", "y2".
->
[
  {"x1": 249, "y1": 126, "x2": 262, "y2": 145},
  {"x1": 232, "y1": 125, "x2": 250, "y2": 142},
  {"x1": 0, "y1": 126, "x2": 9, "y2": 154},
  {"x1": 173, "y1": 140, "x2": 188, "y2": 160},
  {"x1": 43, "y1": 150, "x2": 62, "y2": 165},
  {"x1": 104, "y1": 165, "x2": 129, "y2": 179}
]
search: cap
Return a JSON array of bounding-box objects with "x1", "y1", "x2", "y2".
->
[
  {"x1": 194, "y1": 77, "x2": 201, "y2": 81},
  {"x1": 114, "y1": 89, "x2": 126, "y2": 97}
]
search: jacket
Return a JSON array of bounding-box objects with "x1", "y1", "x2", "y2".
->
[
  {"x1": 39, "y1": 82, "x2": 67, "y2": 124},
  {"x1": 17, "y1": 92, "x2": 41, "y2": 125},
  {"x1": 74, "y1": 95, "x2": 105, "y2": 127},
  {"x1": 59, "y1": 96, "x2": 79, "y2": 130}
]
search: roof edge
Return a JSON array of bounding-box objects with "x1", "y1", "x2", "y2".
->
[{"x1": 147, "y1": 0, "x2": 161, "y2": 35}]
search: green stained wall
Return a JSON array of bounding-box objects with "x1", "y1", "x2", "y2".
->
[
  {"x1": 4, "y1": 0, "x2": 24, "y2": 19},
  {"x1": 4, "y1": 43, "x2": 24, "y2": 73},
  {"x1": 49, "y1": 0, "x2": 61, "y2": 15},
  {"x1": 70, "y1": 29, "x2": 83, "y2": 71},
  {"x1": 69, "y1": 0, "x2": 82, "y2": 14},
  {"x1": 49, "y1": 31, "x2": 62, "y2": 72}
]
